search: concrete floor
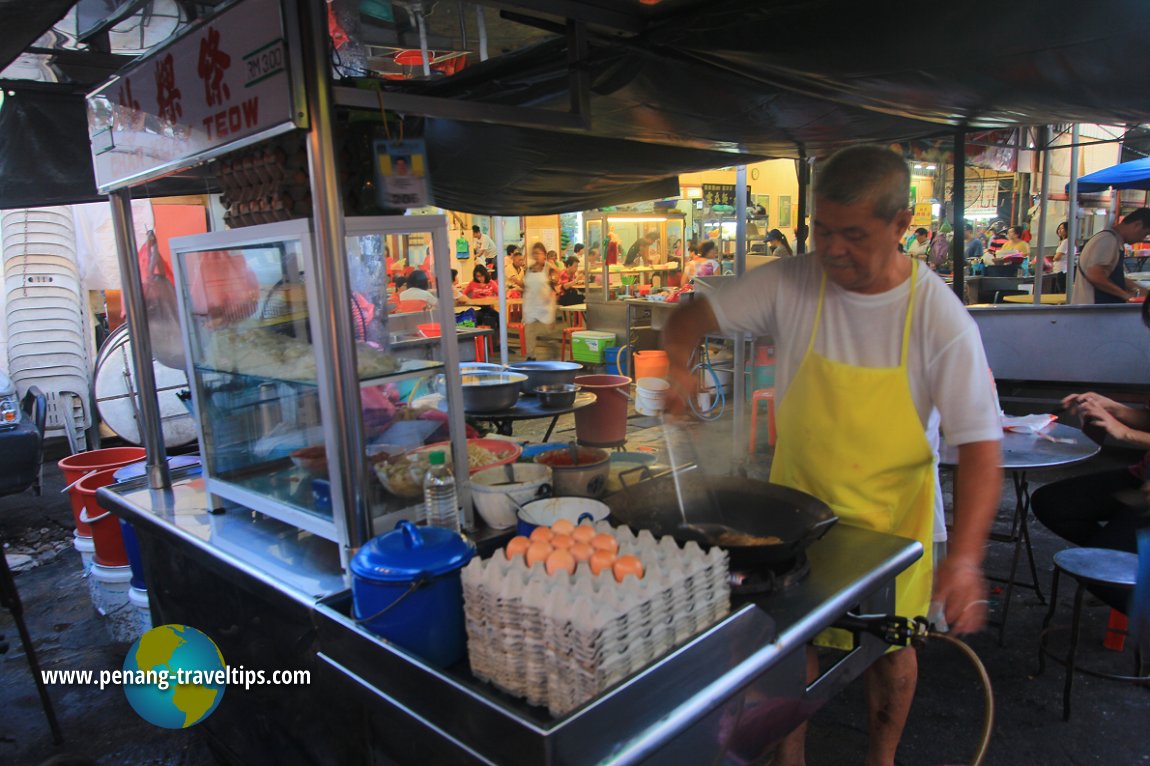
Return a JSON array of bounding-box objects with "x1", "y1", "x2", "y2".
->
[{"x1": 3, "y1": 411, "x2": 1149, "y2": 765}]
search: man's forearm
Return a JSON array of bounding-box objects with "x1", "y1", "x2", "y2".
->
[
  {"x1": 661, "y1": 298, "x2": 720, "y2": 370},
  {"x1": 1086, "y1": 265, "x2": 1134, "y2": 299},
  {"x1": 950, "y1": 440, "x2": 1003, "y2": 566}
]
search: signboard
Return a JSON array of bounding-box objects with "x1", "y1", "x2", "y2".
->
[
  {"x1": 373, "y1": 139, "x2": 432, "y2": 209},
  {"x1": 87, "y1": 0, "x2": 302, "y2": 192},
  {"x1": 911, "y1": 203, "x2": 933, "y2": 228},
  {"x1": 701, "y1": 184, "x2": 752, "y2": 209}
]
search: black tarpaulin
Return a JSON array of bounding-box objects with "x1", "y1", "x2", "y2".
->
[{"x1": 0, "y1": 90, "x2": 218, "y2": 209}]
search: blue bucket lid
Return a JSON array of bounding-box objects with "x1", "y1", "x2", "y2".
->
[{"x1": 350, "y1": 521, "x2": 476, "y2": 583}]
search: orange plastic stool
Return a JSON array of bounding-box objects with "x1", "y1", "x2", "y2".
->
[
  {"x1": 507, "y1": 322, "x2": 527, "y2": 354},
  {"x1": 749, "y1": 388, "x2": 777, "y2": 451},
  {"x1": 560, "y1": 326, "x2": 580, "y2": 360}
]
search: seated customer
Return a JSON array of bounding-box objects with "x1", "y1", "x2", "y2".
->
[
  {"x1": 398, "y1": 269, "x2": 438, "y2": 308},
  {"x1": 1031, "y1": 299, "x2": 1150, "y2": 611}
]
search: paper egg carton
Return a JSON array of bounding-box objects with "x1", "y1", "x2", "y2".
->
[{"x1": 462, "y1": 523, "x2": 730, "y2": 716}]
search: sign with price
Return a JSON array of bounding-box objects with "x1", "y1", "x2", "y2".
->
[
  {"x1": 701, "y1": 183, "x2": 752, "y2": 209},
  {"x1": 86, "y1": 0, "x2": 302, "y2": 191},
  {"x1": 374, "y1": 139, "x2": 433, "y2": 209}
]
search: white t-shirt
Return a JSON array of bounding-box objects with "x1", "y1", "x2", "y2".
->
[
  {"x1": 709, "y1": 254, "x2": 1003, "y2": 541},
  {"x1": 398, "y1": 287, "x2": 438, "y2": 308},
  {"x1": 907, "y1": 238, "x2": 930, "y2": 259},
  {"x1": 1053, "y1": 240, "x2": 1069, "y2": 273}
]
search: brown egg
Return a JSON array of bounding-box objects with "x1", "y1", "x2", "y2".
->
[
  {"x1": 550, "y1": 518, "x2": 575, "y2": 536},
  {"x1": 571, "y1": 524, "x2": 596, "y2": 544},
  {"x1": 529, "y1": 526, "x2": 553, "y2": 544},
  {"x1": 613, "y1": 555, "x2": 645, "y2": 583},
  {"x1": 525, "y1": 542, "x2": 553, "y2": 568},
  {"x1": 545, "y1": 548, "x2": 576, "y2": 576},
  {"x1": 588, "y1": 549, "x2": 616, "y2": 576},
  {"x1": 505, "y1": 536, "x2": 530, "y2": 561},
  {"x1": 550, "y1": 533, "x2": 574, "y2": 549},
  {"x1": 590, "y1": 533, "x2": 619, "y2": 555},
  {"x1": 569, "y1": 542, "x2": 594, "y2": 563}
]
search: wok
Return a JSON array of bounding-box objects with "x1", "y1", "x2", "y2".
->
[{"x1": 604, "y1": 471, "x2": 837, "y2": 568}]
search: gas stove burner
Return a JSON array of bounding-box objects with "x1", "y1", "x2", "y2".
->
[{"x1": 728, "y1": 553, "x2": 810, "y2": 596}]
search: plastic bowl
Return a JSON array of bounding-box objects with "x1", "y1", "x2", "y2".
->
[
  {"x1": 290, "y1": 446, "x2": 328, "y2": 476},
  {"x1": 418, "y1": 323, "x2": 442, "y2": 338},
  {"x1": 516, "y1": 496, "x2": 611, "y2": 536},
  {"x1": 470, "y1": 463, "x2": 552, "y2": 529}
]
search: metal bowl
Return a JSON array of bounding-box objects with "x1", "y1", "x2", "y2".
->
[
  {"x1": 534, "y1": 383, "x2": 579, "y2": 409},
  {"x1": 506, "y1": 361, "x2": 583, "y2": 395},
  {"x1": 460, "y1": 372, "x2": 527, "y2": 413}
]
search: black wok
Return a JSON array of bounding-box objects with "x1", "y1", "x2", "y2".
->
[{"x1": 604, "y1": 472, "x2": 838, "y2": 568}]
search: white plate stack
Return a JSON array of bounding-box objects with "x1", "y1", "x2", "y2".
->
[{"x1": 462, "y1": 524, "x2": 729, "y2": 717}]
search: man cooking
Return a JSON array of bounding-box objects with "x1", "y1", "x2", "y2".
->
[
  {"x1": 662, "y1": 145, "x2": 1002, "y2": 766},
  {"x1": 1069, "y1": 207, "x2": 1150, "y2": 304}
]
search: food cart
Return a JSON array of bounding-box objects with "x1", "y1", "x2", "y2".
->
[{"x1": 85, "y1": 1, "x2": 922, "y2": 762}]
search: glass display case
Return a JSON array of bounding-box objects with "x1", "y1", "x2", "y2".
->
[
  {"x1": 581, "y1": 213, "x2": 685, "y2": 302},
  {"x1": 171, "y1": 216, "x2": 465, "y2": 544}
]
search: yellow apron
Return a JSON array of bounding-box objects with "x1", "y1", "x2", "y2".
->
[{"x1": 770, "y1": 260, "x2": 933, "y2": 649}]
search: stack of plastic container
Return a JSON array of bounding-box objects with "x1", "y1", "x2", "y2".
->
[{"x1": 462, "y1": 525, "x2": 729, "y2": 716}]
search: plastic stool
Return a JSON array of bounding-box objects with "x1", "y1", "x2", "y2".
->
[
  {"x1": 560, "y1": 326, "x2": 579, "y2": 361},
  {"x1": 1036, "y1": 548, "x2": 1148, "y2": 721},
  {"x1": 473, "y1": 327, "x2": 492, "y2": 363},
  {"x1": 749, "y1": 388, "x2": 777, "y2": 452},
  {"x1": 507, "y1": 322, "x2": 526, "y2": 355}
]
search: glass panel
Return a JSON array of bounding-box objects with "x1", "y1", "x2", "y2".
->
[
  {"x1": 175, "y1": 238, "x2": 330, "y2": 521},
  {"x1": 584, "y1": 219, "x2": 604, "y2": 296},
  {"x1": 346, "y1": 225, "x2": 460, "y2": 528}
]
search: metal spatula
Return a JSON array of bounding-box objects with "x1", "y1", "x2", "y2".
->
[{"x1": 660, "y1": 413, "x2": 720, "y2": 526}]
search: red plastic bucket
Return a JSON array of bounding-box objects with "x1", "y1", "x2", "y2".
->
[
  {"x1": 573, "y1": 374, "x2": 633, "y2": 447},
  {"x1": 76, "y1": 468, "x2": 129, "y2": 567},
  {"x1": 59, "y1": 447, "x2": 146, "y2": 536}
]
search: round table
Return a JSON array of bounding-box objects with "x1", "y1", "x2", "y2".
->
[
  {"x1": 466, "y1": 392, "x2": 597, "y2": 440},
  {"x1": 941, "y1": 422, "x2": 1100, "y2": 644}
]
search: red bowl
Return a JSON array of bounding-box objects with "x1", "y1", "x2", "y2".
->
[{"x1": 418, "y1": 323, "x2": 442, "y2": 337}]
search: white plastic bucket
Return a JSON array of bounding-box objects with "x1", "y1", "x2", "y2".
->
[
  {"x1": 128, "y1": 586, "x2": 153, "y2": 633},
  {"x1": 635, "y1": 377, "x2": 670, "y2": 416},
  {"x1": 73, "y1": 532, "x2": 95, "y2": 574},
  {"x1": 88, "y1": 563, "x2": 139, "y2": 642}
]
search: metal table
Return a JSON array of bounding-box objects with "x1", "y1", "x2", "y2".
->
[
  {"x1": 941, "y1": 422, "x2": 1100, "y2": 644},
  {"x1": 99, "y1": 470, "x2": 920, "y2": 766},
  {"x1": 466, "y1": 391, "x2": 596, "y2": 441}
]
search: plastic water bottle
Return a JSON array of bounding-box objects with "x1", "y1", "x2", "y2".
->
[{"x1": 423, "y1": 451, "x2": 459, "y2": 531}]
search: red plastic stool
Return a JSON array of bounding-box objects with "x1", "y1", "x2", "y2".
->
[
  {"x1": 507, "y1": 322, "x2": 526, "y2": 355},
  {"x1": 474, "y1": 326, "x2": 491, "y2": 362},
  {"x1": 749, "y1": 388, "x2": 776, "y2": 452},
  {"x1": 560, "y1": 327, "x2": 580, "y2": 361}
]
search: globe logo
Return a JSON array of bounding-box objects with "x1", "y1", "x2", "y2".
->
[{"x1": 122, "y1": 624, "x2": 227, "y2": 729}]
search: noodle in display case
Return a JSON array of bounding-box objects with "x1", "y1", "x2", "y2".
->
[{"x1": 171, "y1": 216, "x2": 467, "y2": 542}]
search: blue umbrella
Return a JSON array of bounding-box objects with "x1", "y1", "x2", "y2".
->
[{"x1": 1071, "y1": 157, "x2": 1150, "y2": 192}]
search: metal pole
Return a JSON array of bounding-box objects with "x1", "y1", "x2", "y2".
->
[
  {"x1": 1033, "y1": 126, "x2": 1051, "y2": 304},
  {"x1": 1067, "y1": 124, "x2": 1081, "y2": 303},
  {"x1": 301, "y1": 0, "x2": 370, "y2": 552},
  {"x1": 796, "y1": 151, "x2": 810, "y2": 254},
  {"x1": 732, "y1": 166, "x2": 747, "y2": 464},
  {"x1": 476, "y1": 6, "x2": 488, "y2": 61},
  {"x1": 494, "y1": 217, "x2": 509, "y2": 366},
  {"x1": 108, "y1": 190, "x2": 170, "y2": 490},
  {"x1": 952, "y1": 131, "x2": 965, "y2": 303}
]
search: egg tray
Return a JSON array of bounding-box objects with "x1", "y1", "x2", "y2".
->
[{"x1": 462, "y1": 524, "x2": 730, "y2": 716}]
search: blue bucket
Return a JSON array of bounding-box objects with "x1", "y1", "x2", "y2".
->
[
  {"x1": 606, "y1": 345, "x2": 628, "y2": 377},
  {"x1": 350, "y1": 522, "x2": 476, "y2": 668},
  {"x1": 118, "y1": 520, "x2": 147, "y2": 590}
]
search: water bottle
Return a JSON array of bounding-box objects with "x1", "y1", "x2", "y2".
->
[{"x1": 423, "y1": 451, "x2": 459, "y2": 531}]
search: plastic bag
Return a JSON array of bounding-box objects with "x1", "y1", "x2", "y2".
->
[
  {"x1": 187, "y1": 249, "x2": 261, "y2": 328},
  {"x1": 139, "y1": 231, "x2": 187, "y2": 369}
]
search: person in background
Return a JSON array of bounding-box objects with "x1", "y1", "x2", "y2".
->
[
  {"x1": 472, "y1": 225, "x2": 497, "y2": 262},
  {"x1": 450, "y1": 268, "x2": 465, "y2": 303},
  {"x1": 767, "y1": 229, "x2": 793, "y2": 258},
  {"x1": 557, "y1": 256, "x2": 585, "y2": 306},
  {"x1": 398, "y1": 269, "x2": 437, "y2": 308},
  {"x1": 625, "y1": 231, "x2": 659, "y2": 266},
  {"x1": 1071, "y1": 208, "x2": 1150, "y2": 304},
  {"x1": 503, "y1": 244, "x2": 526, "y2": 293},
  {"x1": 987, "y1": 228, "x2": 1009, "y2": 258},
  {"x1": 928, "y1": 229, "x2": 950, "y2": 272},
  {"x1": 694, "y1": 240, "x2": 720, "y2": 278},
  {"x1": 546, "y1": 249, "x2": 562, "y2": 276},
  {"x1": 573, "y1": 243, "x2": 585, "y2": 264},
  {"x1": 462, "y1": 264, "x2": 500, "y2": 330},
  {"x1": 906, "y1": 227, "x2": 930, "y2": 261},
  {"x1": 662, "y1": 144, "x2": 1001, "y2": 766},
  {"x1": 998, "y1": 226, "x2": 1030, "y2": 264},
  {"x1": 522, "y1": 242, "x2": 557, "y2": 360},
  {"x1": 1032, "y1": 302, "x2": 1150, "y2": 611},
  {"x1": 606, "y1": 230, "x2": 621, "y2": 265},
  {"x1": 963, "y1": 223, "x2": 984, "y2": 264},
  {"x1": 1051, "y1": 221, "x2": 1073, "y2": 293}
]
